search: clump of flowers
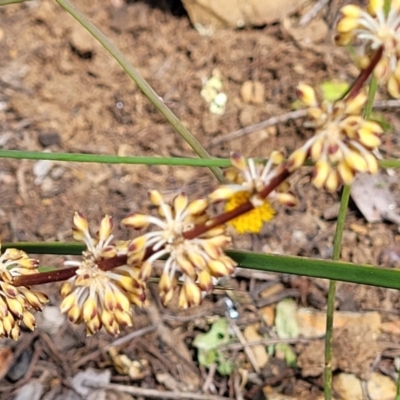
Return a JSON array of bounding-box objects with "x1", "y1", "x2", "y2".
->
[
  {"x1": 60, "y1": 213, "x2": 145, "y2": 336},
  {"x1": 335, "y1": 0, "x2": 400, "y2": 97},
  {"x1": 122, "y1": 190, "x2": 236, "y2": 309},
  {"x1": 0, "y1": 245, "x2": 48, "y2": 340},
  {"x1": 288, "y1": 83, "x2": 383, "y2": 191},
  {"x1": 209, "y1": 152, "x2": 297, "y2": 234}
]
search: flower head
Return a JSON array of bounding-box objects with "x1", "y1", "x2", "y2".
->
[
  {"x1": 335, "y1": 0, "x2": 400, "y2": 97},
  {"x1": 60, "y1": 213, "x2": 145, "y2": 336},
  {"x1": 0, "y1": 245, "x2": 48, "y2": 340},
  {"x1": 288, "y1": 83, "x2": 383, "y2": 191},
  {"x1": 122, "y1": 191, "x2": 236, "y2": 308},
  {"x1": 209, "y1": 152, "x2": 297, "y2": 233}
]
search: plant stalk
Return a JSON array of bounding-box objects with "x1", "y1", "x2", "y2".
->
[
  {"x1": 0, "y1": 0, "x2": 27, "y2": 5},
  {"x1": 323, "y1": 185, "x2": 350, "y2": 400}
]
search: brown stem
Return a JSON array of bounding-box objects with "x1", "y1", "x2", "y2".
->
[
  {"x1": 12, "y1": 165, "x2": 291, "y2": 287},
  {"x1": 13, "y1": 266, "x2": 78, "y2": 286},
  {"x1": 346, "y1": 46, "x2": 384, "y2": 100}
]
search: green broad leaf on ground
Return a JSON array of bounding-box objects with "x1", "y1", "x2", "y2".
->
[
  {"x1": 276, "y1": 343, "x2": 297, "y2": 367},
  {"x1": 193, "y1": 318, "x2": 231, "y2": 351},
  {"x1": 275, "y1": 298, "x2": 299, "y2": 339},
  {"x1": 193, "y1": 318, "x2": 232, "y2": 370},
  {"x1": 197, "y1": 349, "x2": 217, "y2": 368},
  {"x1": 319, "y1": 81, "x2": 349, "y2": 102},
  {"x1": 217, "y1": 359, "x2": 235, "y2": 375}
]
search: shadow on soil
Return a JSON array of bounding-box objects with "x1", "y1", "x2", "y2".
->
[{"x1": 126, "y1": 0, "x2": 187, "y2": 16}]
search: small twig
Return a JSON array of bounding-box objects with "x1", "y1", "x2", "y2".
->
[
  {"x1": 226, "y1": 317, "x2": 260, "y2": 374},
  {"x1": 211, "y1": 110, "x2": 307, "y2": 145},
  {"x1": 105, "y1": 325, "x2": 156, "y2": 350},
  {"x1": 374, "y1": 99, "x2": 400, "y2": 109},
  {"x1": 255, "y1": 288, "x2": 301, "y2": 308},
  {"x1": 212, "y1": 75, "x2": 396, "y2": 148},
  {"x1": 73, "y1": 325, "x2": 156, "y2": 369},
  {"x1": 233, "y1": 371, "x2": 245, "y2": 400},
  {"x1": 220, "y1": 336, "x2": 315, "y2": 352},
  {"x1": 299, "y1": 0, "x2": 330, "y2": 26},
  {"x1": 202, "y1": 363, "x2": 217, "y2": 394},
  {"x1": 234, "y1": 268, "x2": 278, "y2": 281},
  {"x1": 90, "y1": 383, "x2": 234, "y2": 400},
  {"x1": 39, "y1": 332, "x2": 71, "y2": 376}
]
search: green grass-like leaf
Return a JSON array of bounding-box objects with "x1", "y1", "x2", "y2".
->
[
  {"x1": 227, "y1": 250, "x2": 400, "y2": 290},
  {"x1": 0, "y1": 149, "x2": 231, "y2": 167},
  {"x1": 6, "y1": 242, "x2": 400, "y2": 290}
]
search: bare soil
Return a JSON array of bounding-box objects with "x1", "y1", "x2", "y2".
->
[{"x1": 1, "y1": 1, "x2": 400, "y2": 399}]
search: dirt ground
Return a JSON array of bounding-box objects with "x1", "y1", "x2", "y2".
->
[{"x1": 1, "y1": 0, "x2": 400, "y2": 399}]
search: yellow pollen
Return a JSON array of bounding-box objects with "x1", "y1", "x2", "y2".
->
[{"x1": 225, "y1": 191, "x2": 275, "y2": 234}]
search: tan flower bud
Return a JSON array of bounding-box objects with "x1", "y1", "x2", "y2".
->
[
  {"x1": 10, "y1": 325, "x2": 20, "y2": 341},
  {"x1": 99, "y1": 215, "x2": 113, "y2": 243},
  {"x1": 139, "y1": 261, "x2": 153, "y2": 281},
  {"x1": 104, "y1": 286, "x2": 117, "y2": 311},
  {"x1": 186, "y1": 198, "x2": 209, "y2": 215},
  {"x1": 335, "y1": 32, "x2": 355, "y2": 46},
  {"x1": 297, "y1": 83, "x2": 317, "y2": 106},
  {"x1": 374, "y1": 58, "x2": 389, "y2": 81},
  {"x1": 21, "y1": 311, "x2": 36, "y2": 331},
  {"x1": 159, "y1": 272, "x2": 173, "y2": 294},
  {"x1": 208, "y1": 259, "x2": 229, "y2": 277},
  {"x1": 288, "y1": 148, "x2": 308, "y2": 171},
  {"x1": 173, "y1": 193, "x2": 189, "y2": 215},
  {"x1": 367, "y1": 0, "x2": 384, "y2": 16},
  {"x1": 388, "y1": 76, "x2": 400, "y2": 98},
  {"x1": 60, "y1": 292, "x2": 75, "y2": 313},
  {"x1": 6, "y1": 297, "x2": 23, "y2": 318},
  {"x1": 160, "y1": 288, "x2": 174, "y2": 306},
  {"x1": 310, "y1": 136, "x2": 324, "y2": 161},
  {"x1": 209, "y1": 186, "x2": 235, "y2": 202},
  {"x1": 344, "y1": 91, "x2": 367, "y2": 114},
  {"x1": 149, "y1": 190, "x2": 164, "y2": 206},
  {"x1": 198, "y1": 270, "x2": 213, "y2": 292},
  {"x1": 83, "y1": 297, "x2": 97, "y2": 323},
  {"x1": 345, "y1": 151, "x2": 368, "y2": 172},
  {"x1": 336, "y1": 16, "x2": 360, "y2": 33},
  {"x1": 67, "y1": 305, "x2": 82, "y2": 323},
  {"x1": 337, "y1": 161, "x2": 355, "y2": 185},
  {"x1": 313, "y1": 160, "x2": 330, "y2": 189},
  {"x1": 73, "y1": 212, "x2": 89, "y2": 237},
  {"x1": 176, "y1": 255, "x2": 196, "y2": 280},
  {"x1": 230, "y1": 152, "x2": 248, "y2": 171},
  {"x1": 114, "y1": 309, "x2": 132, "y2": 327},
  {"x1": 122, "y1": 213, "x2": 150, "y2": 230},
  {"x1": 86, "y1": 314, "x2": 101, "y2": 336},
  {"x1": 184, "y1": 280, "x2": 202, "y2": 307},
  {"x1": 364, "y1": 152, "x2": 379, "y2": 174}
]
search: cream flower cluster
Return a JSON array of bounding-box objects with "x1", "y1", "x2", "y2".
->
[
  {"x1": 122, "y1": 191, "x2": 235, "y2": 309},
  {"x1": 336, "y1": 0, "x2": 400, "y2": 97},
  {"x1": 288, "y1": 84, "x2": 383, "y2": 191},
  {"x1": 60, "y1": 213, "x2": 145, "y2": 336}
]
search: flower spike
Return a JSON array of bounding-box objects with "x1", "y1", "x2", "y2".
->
[
  {"x1": 335, "y1": 0, "x2": 400, "y2": 97},
  {"x1": 122, "y1": 192, "x2": 236, "y2": 308},
  {"x1": 61, "y1": 213, "x2": 145, "y2": 336},
  {"x1": 288, "y1": 84, "x2": 383, "y2": 191},
  {"x1": 0, "y1": 242, "x2": 48, "y2": 340}
]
